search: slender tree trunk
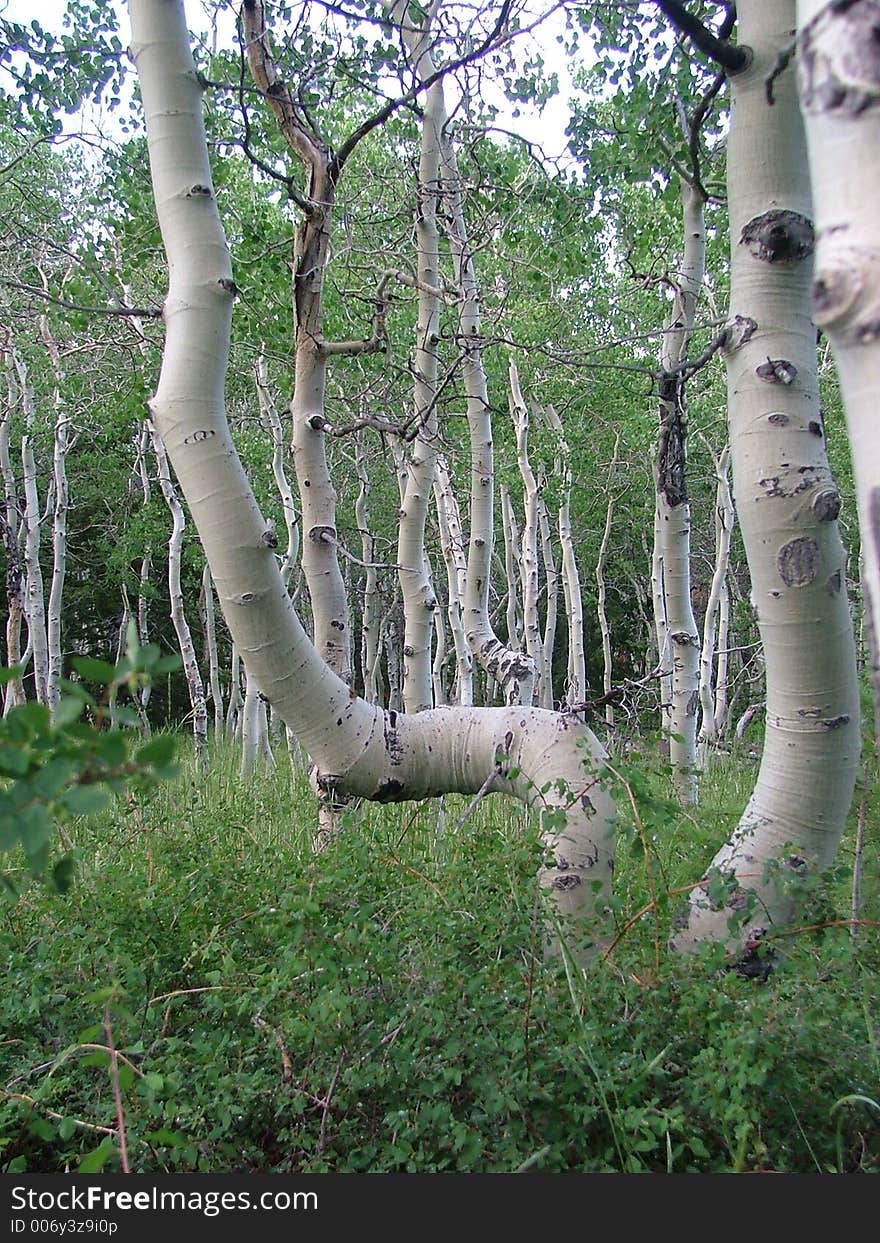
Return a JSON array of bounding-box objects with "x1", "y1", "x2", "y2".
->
[
  {"x1": 355, "y1": 440, "x2": 381, "y2": 703},
  {"x1": 439, "y1": 134, "x2": 535, "y2": 704},
  {"x1": 796, "y1": 0, "x2": 880, "y2": 739},
  {"x1": 672, "y1": 0, "x2": 860, "y2": 954},
  {"x1": 148, "y1": 418, "x2": 208, "y2": 767},
  {"x1": 395, "y1": 20, "x2": 445, "y2": 714},
  {"x1": 434, "y1": 455, "x2": 473, "y2": 706},
  {"x1": 510, "y1": 364, "x2": 543, "y2": 707},
  {"x1": 38, "y1": 310, "x2": 69, "y2": 718},
  {"x1": 654, "y1": 177, "x2": 706, "y2": 803},
  {"x1": 537, "y1": 491, "x2": 559, "y2": 710},
  {"x1": 596, "y1": 435, "x2": 620, "y2": 730},
  {"x1": 255, "y1": 352, "x2": 299, "y2": 592},
  {"x1": 200, "y1": 563, "x2": 224, "y2": 734},
  {"x1": 697, "y1": 443, "x2": 734, "y2": 756},
  {"x1": 131, "y1": 0, "x2": 614, "y2": 963},
  {"x1": 0, "y1": 354, "x2": 26, "y2": 712},
  {"x1": 226, "y1": 642, "x2": 243, "y2": 740},
  {"x1": 10, "y1": 350, "x2": 50, "y2": 705}
]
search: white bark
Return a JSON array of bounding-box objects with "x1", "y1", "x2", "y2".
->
[
  {"x1": 796, "y1": 0, "x2": 880, "y2": 738},
  {"x1": 226, "y1": 642, "x2": 243, "y2": 739},
  {"x1": 433, "y1": 455, "x2": 473, "y2": 706},
  {"x1": 38, "y1": 309, "x2": 69, "y2": 718},
  {"x1": 130, "y1": 0, "x2": 614, "y2": 962},
  {"x1": 255, "y1": 352, "x2": 299, "y2": 592},
  {"x1": 0, "y1": 353, "x2": 26, "y2": 712},
  {"x1": 653, "y1": 177, "x2": 706, "y2": 804},
  {"x1": 439, "y1": 133, "x2": 535, "y2": 704},
  {"x1": 355, "y1": 440, "x2": 381, "y2": 703},
  {"x1": 697, "y1": 443, "x2": 734, "y2": 754},
  {"x1": 200, "y1": 562, "x2": 224, "y2": 734},
  {"x1": 14, "y1": 351, "x2": 50, "y2": 706},
  {"x1": 595, "y1": 435, "x2": 620, "y2": 730},
  {"x1": 672, "y1": 0, "x2": 860, "y2": 954},
  {"x1": 537, "y1": 492, "x2": 559, "y2": 710},
  {"x1": 395, "y1": 15, "x2": 444, "y2": 715},
  {"x1": 148, "y1": 418, "x2": 208, "y2": 766},
  {"x1": 509, "y1": 365, "x2": 543, "y2": 708},
  {"x1": 500, "y1": 485, "x2": 523, "y2": 656}
]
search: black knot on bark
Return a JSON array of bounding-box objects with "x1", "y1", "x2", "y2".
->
[{"x1": 740, "y1": 210, "x2": 814, "y2": 263}]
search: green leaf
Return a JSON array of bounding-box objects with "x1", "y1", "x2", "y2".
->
[
  {"x1": 9, "y1": 702, "x2": 51, "y2": 736},
  {"x1": 32, "y1": 757, "x2": 78, "y2": 799},
  {"x1": 136, "y1": 735, "x2": 176, "y2": 766},
  {"x1": 53, "y1": 696, "x2": 86, "y2": 728},
  {"x1": 51, "y1": 854, "x2": 76, "y2": 893},
  {"x1": 77, "y1": 1140, "x2": 117, "y2": 1173},
  {"x1": 58, "y1": 1117, "x2": 78, "y2": 1141},
  {"x1": 71, "y1": 657, "x2": 118, "y2": 684},
  {"x1": 18, "y1": 804, "x2": 54, "y2": 855},
  {"x1": 152, "y1": 654, "x2": 182, "y2": 675},
  {"x1": 0, "y1": 744, "x2": 30, "y2": 777},
  {"x1": 0, "y1": 665, "x2": 23, "y2": 686},
  {"x1": 58, "y1": 785, "x2": 110, "y2": 816}
]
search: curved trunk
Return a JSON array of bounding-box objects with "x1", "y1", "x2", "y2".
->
[
  {"x1": 130, "y1": 0, "x2": 614, "y2": 963},
  {"x1": 672, "y1": 0, "x2": 859, "y2": 954}
]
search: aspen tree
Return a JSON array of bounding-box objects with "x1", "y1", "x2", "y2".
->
[
  {"x1": 671, "y1": 0, "x2": 859, "y2": 953},
  {"x1": 130, "y1": 0, "x2": 615, "y2": 963}
]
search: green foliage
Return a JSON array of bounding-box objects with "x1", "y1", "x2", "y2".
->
[
  {"x1": 0, "y1": 631, "x2": 180, "y2": 897},
  {"x1": 0, "y1": 740, "x2": 875, "y2": 1174}
]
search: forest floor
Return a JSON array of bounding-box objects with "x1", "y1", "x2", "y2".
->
[{"x1": 1, "y1": 735, "x2": 878, "y2": 1173}]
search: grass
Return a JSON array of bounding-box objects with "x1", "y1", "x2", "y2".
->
[{"x1": 0, "y1": 734, "x2": 877, "y2": 1173}]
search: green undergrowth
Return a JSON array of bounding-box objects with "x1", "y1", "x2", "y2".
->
[{"x1": 0, "y1": 736, "x2": 877, "y2": 1173}]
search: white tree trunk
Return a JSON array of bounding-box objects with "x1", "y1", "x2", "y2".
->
[
  {"x1": 38, "y1": 310, "x2": 70, "y2": 718},
  {"x1": 596, "y1": 436, "x2": 620, "y2": 730},
  {"x1": 653, "y1": 177, "x2": 706, "y2": 803},
  {"x1": 439, "y1": 134, "x2": 535, "y2": 704},
  {"x1": 537, "y1": 492, "x2": 559, "y2": 710},
  {"x1": 672, "y1": 0, "x2": 860, "y2": 954},
  {"x1": 200, "y1": 563, "x2": 224, "y2": 734},
  {"x1": 509, "y1": 365, "x2": 543, "y2": 707},
  {"x1": 10, "y1": 349, "x2": 50, "y2": 706},
  {"x1": 796, "y1": 0, "x2": 880, "y2": 738},
  {"x1": 0, "y1": 355, "x2": 26, "y2": 713},
  {"x1": 255, "y1": 352, "x2": 299, "y2": 592},
  {"x1": 697, "y1": 443, "x2": 734, "y2": 756},
  {"x1": 355, "y1": 440, "x2": 381, "y2": 703},
  {"x1": 130, "y1": 0, "x2": 614, "y2": 962},
  {"x1": 395, "y1": 18, "x2": 444, "y2": 714},
  {"x1": 433, "y1": 455, "x2": 473, "y2": 706},
  {"x1": 148, "y1": 418, "x2": 208, "y2": 766}
]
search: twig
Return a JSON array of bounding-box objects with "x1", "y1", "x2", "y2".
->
[
  {"x1": 0, "y1": 1089, "x2": 117, "y2": 1138},
  {"x1": 103, "y1": 1005, "x2": 130, "y2": 1174}
]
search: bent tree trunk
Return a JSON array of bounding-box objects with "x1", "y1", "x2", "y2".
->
[
  {"x1": 130, "y1": 0, "x2": 614, "y2": 963},
  {"x1": 672, "y1": 0, "x2": 859, "y2": 954},
  {"x1": 796, "y1": 0, "x2": 880, "y2": 739}
]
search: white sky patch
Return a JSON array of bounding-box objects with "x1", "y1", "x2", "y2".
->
[{"x1": 1, "y1": 0, "x2": 578, "y2": 164}]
